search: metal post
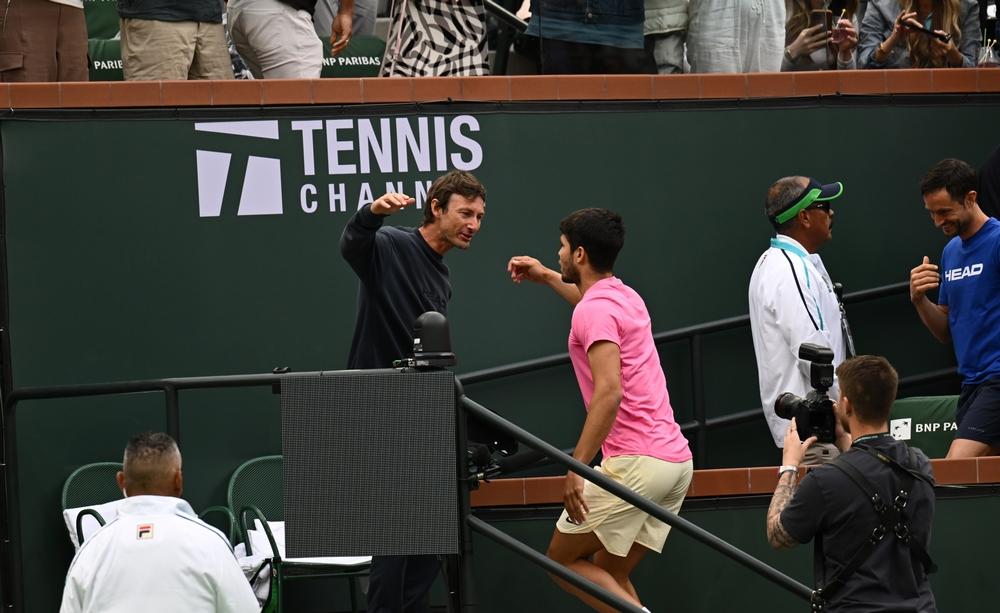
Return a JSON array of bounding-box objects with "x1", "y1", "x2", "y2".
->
[
  {"x1": 1, "y1": 398, "x2": 21, "y2": 611},
  {"x1": 163, "y1": 384, "x2": 180, "y2": 446},
  {"x1": 452, "y1": 378, "x2": 477, "y2": 612},
  {"x1": 691, "y1": 334, "x2": 707, "y2": 467}
]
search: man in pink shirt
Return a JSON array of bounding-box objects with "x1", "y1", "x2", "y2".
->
[{"x1": 507, "y1": 208, "x2": 692, "y2": 612}]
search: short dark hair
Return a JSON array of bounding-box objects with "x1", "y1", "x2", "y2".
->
[
  {"x1": 559, "y1": 208, "x2": 625, "y2": 273},
  {"x1": 422, "y1": 170, "x2": 486, "y2": 225},
  {"x1": 920, "y1": 159, "x2": 977, "y2": 202},
  {"x1": 835, "y1": 356, "x2": 899, "y2": 425},
  {"x1": 765, "y1": 176, "x2": 808, "y2": 231},
  {"x1": 123, "y1": 431, "x2": 180, "y2": 490}
]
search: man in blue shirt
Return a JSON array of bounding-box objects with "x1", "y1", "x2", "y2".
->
[{"x1": 910, "y1": 158, "x2": 1000, "y2": 458}]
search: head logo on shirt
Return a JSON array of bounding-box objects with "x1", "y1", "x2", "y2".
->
[
  {"x1": 944, "y1": 263, "x2": 983, "y2": 282},
  {"x1": 137, "y1": 524, "x2": 154, "y2": 540}
]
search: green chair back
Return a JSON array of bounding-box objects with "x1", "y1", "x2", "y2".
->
[
  {"x1": 320, "y1": 35, "x2": 386, "y2": 78},
  {"x1": 228, "y1": 455, "x2": 284, "y2": 522},
  {"x1": 889, "y1": 395, "x2": 959, "y2": 459},
  {"x1": 83, "y1": 0, "x2": 120, "y2": 40},
  {"x1": 61, "y1": 462, "x2": 123, "y2": 510}
]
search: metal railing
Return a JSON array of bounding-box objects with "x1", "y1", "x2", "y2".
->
[
  {"x1": 462, "y1": 395, "x2": 814, "y2": 610},
  {"x1": 0, "y1": 367, "x2": 815, "y2": 612},
  {"x1": 0, "y1": 370, "x2": 299, "y2": 612},
  {"x1": 460, "y1": 281, "x2": 958, "y2": 465}
]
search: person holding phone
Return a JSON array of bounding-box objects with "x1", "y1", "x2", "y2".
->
[
  {"x1": 858, "y1": 0, "x2": 981, "y2": 68},
  {"x1": 783, "y1": 0, "x2": 861, "y2": 70}
]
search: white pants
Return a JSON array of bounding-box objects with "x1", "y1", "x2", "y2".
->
[
  {"x1": 687, "y1": 0, "x2": 785, "y2": 73},
  {"x1": 227, "y1": 0, "x2": 323, "y2": 79}
]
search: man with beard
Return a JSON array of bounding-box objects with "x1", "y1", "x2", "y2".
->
[
  {"x1": 749, "y1": 176, "x2": 848, "y2": 465},
  {"x1": 340, "y1": 169, "x2": 486, "y2": 613},
  {"x1": 507, "y1": 208, "x2": 692, "y2": 612},
  {"x1": 910, "y1": 158, "x2": 1000, "y2": 458}
]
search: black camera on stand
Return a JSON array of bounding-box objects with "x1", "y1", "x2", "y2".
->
[{"x1": 774, "y1": 343, "x2": 837, "y2": 444}]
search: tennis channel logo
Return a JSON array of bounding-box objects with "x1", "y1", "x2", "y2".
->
[{"x1": 194, "y1": 116, "x2": 484, "y2": 218}]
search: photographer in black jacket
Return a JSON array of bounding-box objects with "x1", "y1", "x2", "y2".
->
[{"x1": 767, "y1": 355, "x2": 937, "y2": 612}]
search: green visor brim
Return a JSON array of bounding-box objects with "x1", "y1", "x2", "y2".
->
[{"x1": 773, "y1": 182, "x2": 844, "y2": 225}]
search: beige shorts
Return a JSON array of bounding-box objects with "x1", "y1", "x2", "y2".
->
[
  {"x1": 120, "y1": 18, "x2": 234, "y2": 80},
  {"x1": 557, "y1": 455, "x2": 693, "y2": 557}
]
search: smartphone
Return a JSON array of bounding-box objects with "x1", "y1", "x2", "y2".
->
[
  {"x1": 809, "y1": 9, "x2": 833, "y2": 31},
  {"x1": 903, "y1": 20, "x2": 952, "y2": 43}
]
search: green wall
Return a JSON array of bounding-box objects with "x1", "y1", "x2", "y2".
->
[
  {"x1": 1, "y1": 98, "x2": 995, "y2": 611},
  {"x1": 470, "y1": 492, "x2": 1000, "y2": 612}
]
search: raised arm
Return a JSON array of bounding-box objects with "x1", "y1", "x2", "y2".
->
[
  {"x1": 506, "y1": 255, "x2": 582, "y2": 305},
  {"x1": 767, "y1": 420, "x2": 817, "y2": 549},
  {"x1": 340, "y1": 193, "x2": 415, "y2": 279}
]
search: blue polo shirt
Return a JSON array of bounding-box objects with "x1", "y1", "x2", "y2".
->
[{"x1": 939, "y1": 217, "x2": 1000, "y2": 385}]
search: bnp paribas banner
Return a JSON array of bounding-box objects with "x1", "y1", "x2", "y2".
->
[
  {"x1": 192, "y1": 115, "x2": 483, "y2": 219},
  {"x1": 2, "y1": 101, "x2": 992, "y2": 389}
]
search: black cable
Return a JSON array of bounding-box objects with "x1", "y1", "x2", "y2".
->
[{"x1": 781, "y1": 249, "x2": 820, "y2": 331}]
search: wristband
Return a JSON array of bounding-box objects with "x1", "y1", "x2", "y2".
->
[{"x1": 778, "y1": 465, "x2": 799, "y2": 476}]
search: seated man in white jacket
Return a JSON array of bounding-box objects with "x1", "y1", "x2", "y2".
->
[{"x1": 60, "y1": 432, "x2": 258, "y2": 613}]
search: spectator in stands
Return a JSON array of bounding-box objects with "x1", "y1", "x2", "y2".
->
[
  {"x1": 783, "y1": 0, "x2": 860, "y2": 70},
  {"x1": 0, "y1": 0, "x2": 87, "y2": 82},
  {"x1": 118, "y1": 0, "x2": 234, "y2": 80},
  {"x1": 858, "y1": 0, "x2": 981, "y2": 68},
  {"x1": 314, "y1": 0, "x2": 376, "y2": 40},
  {"x1": 59, "y1": 432, "x2": 258, "y2": 613},
  {"x1": 909, "y1": 159, "x2": 1000, "y2": 459},
  {"x1": 749, "y1": 176, "x2": 848, "y2": 465},
  {"x1": 767, "y1": 356, "x2": 937, "y2": 613},
  {"x1": 507, "y1": 209, "x2": 692, "y2": 613},
  {"x1": 687, "y1": 0, "x2": 785, "y2": 72},
  {"x1": 382, "y1": 0, "x2": 489, "y2": 76},
  {"x1": 522, "y1": 0, "x2": 649, "y2": 74},
  {"x1": 645, "y1": 0, "x2": 689, "y2": 74},
  {"x1": 228, "y1": 0, "x2": 353, "y2": 79}
]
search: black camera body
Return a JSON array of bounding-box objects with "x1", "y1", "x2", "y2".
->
[{"x1": 774, "y1": 343, "x2": 837, "y2": 444}]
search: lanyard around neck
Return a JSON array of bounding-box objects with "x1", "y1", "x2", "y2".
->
[{"x1": 771, "y1": 237, "x2": 825, "y2": 330}]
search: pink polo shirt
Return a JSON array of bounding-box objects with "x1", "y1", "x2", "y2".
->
[{"x1": 569, "y1": 277, "x2": 691, "y2": 463}]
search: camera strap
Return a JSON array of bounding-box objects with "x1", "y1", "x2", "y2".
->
[
  {"x1": 833, "y1": 283, "x2": 857, "y2": 358},
  {"x1": 811, "y1": 445, "x2": 937, "y2": 610}
]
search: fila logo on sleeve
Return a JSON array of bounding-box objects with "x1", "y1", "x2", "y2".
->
[{"x1": 944, "y1": 263, "x2": 983, "y2": 282}]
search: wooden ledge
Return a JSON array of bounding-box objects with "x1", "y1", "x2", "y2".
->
[
  {"x1": 3, "y1": 69, "x2": 998, "y2": 110},
  {"x1": 470, "y1": 456, "x2": 1000, "y2": 508}
]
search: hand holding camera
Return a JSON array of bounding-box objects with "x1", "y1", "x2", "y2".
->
[{"x1": 782, "y1": 418, "x2": 818, "y2": 467}]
